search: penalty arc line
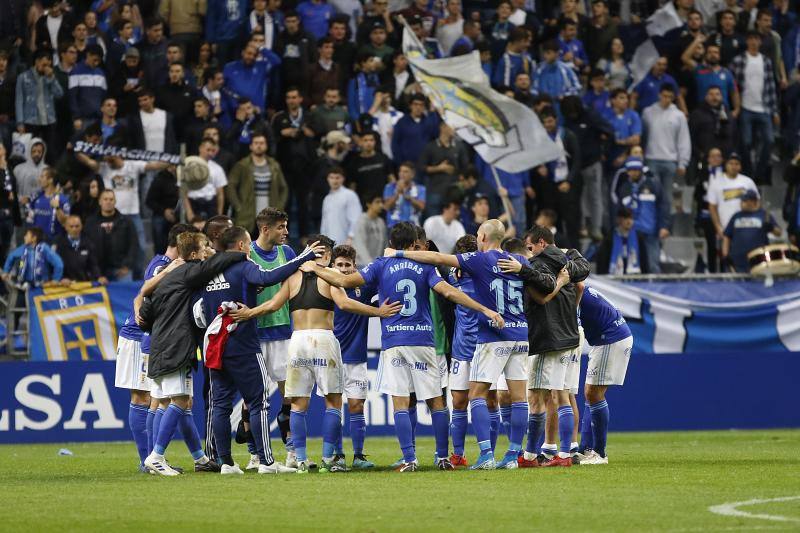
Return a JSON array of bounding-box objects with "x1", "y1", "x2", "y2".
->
[{"x1": 708, "y1": 496, "x2": 800, "y2": 523}]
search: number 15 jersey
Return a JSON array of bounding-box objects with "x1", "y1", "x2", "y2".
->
[
  {"x1": 359, "y1": 256, "x2": 442, "y2": 351},
  {"x1": 457, "y1": 249, "x2": 529, "y2": 344}
]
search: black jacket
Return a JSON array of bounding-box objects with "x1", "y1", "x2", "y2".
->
[
  {"x1": 54, "y1": 233, "x2": 102, "y2": 281},
  {"x1": 562, "y1": 107, "x2": 613, "y2": 169},
  {"x1": 155, "y1": 81, "x2": 196, "y2": 143},
  {"x1": 688, "y1": 102, "x2": 736, "y2": 161},
  {"x1": 145, "y1": 169, "x2": 179, "y2": 217},
  {"x1": 84, "y1": 209, "x2": 138, "y2": 271},
  {"x1": 0, "y1": 167, "x2": 21, "y2": 225},
  {"x1": 140, "y1": 252, "x2": 246, "y2": 378},
  {"x1": 521, "y1": 247, "x2": 590, "y2": 353}
]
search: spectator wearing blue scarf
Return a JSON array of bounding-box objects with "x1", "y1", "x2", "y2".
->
[
  {"x1": 596, "y1": 207, "x2": 647, "y2": 275},
  {"x1": 2, "y1": 226, "x2": 63, "y2": 287},
  {"x1": 347, "y1": 53, "x2": 381, "y2": 122}
]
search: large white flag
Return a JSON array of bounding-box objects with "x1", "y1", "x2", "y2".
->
[
  {"x1": 631, "y1": 2, "x2": 687, "y2": 87},
  {"x1": 402, "y1": 26, "x2": 561, "y2": 173}
]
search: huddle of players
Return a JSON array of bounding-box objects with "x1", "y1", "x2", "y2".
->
[{"x1": 114, "y1": 207, "x2": 634, "y2": 475}]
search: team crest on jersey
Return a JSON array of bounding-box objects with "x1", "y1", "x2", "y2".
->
[
  {"x1": 355, "y1": 288, "x2": 361, "y2": 298},
  {"x1": 206, "y1": 274, "x2": 231, "y2": 291}
]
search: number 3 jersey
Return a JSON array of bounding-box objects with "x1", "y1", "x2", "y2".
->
[
  {"x1": 456, "y1": 249, "x2": 529, "y2": 344},
  {"x1": 359, "y1": 256, "x2": 442, "y2": 351}
]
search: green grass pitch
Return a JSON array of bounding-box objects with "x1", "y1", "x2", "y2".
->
[{"x1": 2, "y1": 430, "x2": 799, "y2": 531}]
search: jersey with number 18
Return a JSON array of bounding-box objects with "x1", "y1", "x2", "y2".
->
[{"x1": 358, "y1": 256, "x2": 442, "y2": 350}]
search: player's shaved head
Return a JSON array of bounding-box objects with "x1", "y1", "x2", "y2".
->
[{"x1": 478, "y1": 219, "x2": 505, "y2": 246}]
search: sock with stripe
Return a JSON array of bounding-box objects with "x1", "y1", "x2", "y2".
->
[
  {"x1": 350, "y1": 413, "x2": 366, "y2": 455},
  {"x1": 557, "y1": 405, "x2": 575, "y2": 457},
  {"x1": 179, "y1": 408, "x2": 206, "y2": 461},
  {"x1": 154, "y1": 404, "x2": 182, "y2": 455},
  {"x1": 500, "y1": 405, "x2": 512, "y2": 438},
  {"x1": 408, "y1": 403, "x2": 418, "y2": 449},
  {"x1": 129, "y1": 403, "x2": 149, "y2": 464},
  {"x1": 579, "y1": 403, "x2": 593, "y2": 452},
  {"x1": 431, "y1": 408, "x2": 450, "y2": 460},
  {"x1": 290, "y1": 410, "x2": 308, "y2": 462},
  {"x1": 450, "y1": 409, "x2": 468, "y2": 456},
  {"x1": 489, "y1": 408, "x2": 500, "y2": 453},
  {"x1": 393, "y1": 410, "x2": 416, "y2": 463},
  {"x1": 145, "y1": 408, "x2": 156, "y2": 455},
  {"x1": 526, "y1": 412, "x2": 545, "y2": 454},
  {"x1": 590, "y1": 400, "x2": 610, "y2": 458},
  {"x1": 469, "y1": 398, "x2": 493, "y2": 456},
  {"x1": 508, "y1": 401, "x2": 527, "y2": 454},
  {"x1": 322, "y1": 408, "x2": 342, "y2": 462}
]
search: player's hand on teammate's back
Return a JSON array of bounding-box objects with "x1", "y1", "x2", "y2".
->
[
  {"x1": 486, "y1": 310, "x2": 505, "y2": 329},
  {"x1": 497, "y1": 257, "x2": 522, "y2": 273},
  {"x1": 229, "y1": 303, "x2": 254, "y2": 322},
  {"x1": 164, "y1": 257, "x2": 185, "y2": 273},
  {"x1": 556, "y1": 267, "x2": 570, "y2": 288},
  {"x1": 383, "y1": 247, "x2": 396, "y2": 257},
  {"x1": 378, "y1": 298, "x2": 403, "y2": 318}
]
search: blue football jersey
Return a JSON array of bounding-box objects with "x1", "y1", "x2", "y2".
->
[
  {"x1": 359, "y1": 256, "x2": 443, "y2": 350},
  {"x1": 121, "y1": 254, "x2": 171, "y2": 345},
  {"x1": 334, "y1": 285, "x2": 377, "y2": 364},
  {"x1": 456, "y1": 249, "x2": 528, "y2": 343},
  {"x1": 448, "y1": 268, "x2": 478, "y2": 362},
  {"x1": 579, "y1": 285, "x2": 632, "y2": 346}
]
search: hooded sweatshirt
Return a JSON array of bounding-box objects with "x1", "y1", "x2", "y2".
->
[{"x1": 13, "y1": 138, "x2": 47, "y2": 201}]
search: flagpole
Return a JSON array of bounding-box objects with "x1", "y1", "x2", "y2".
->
[{"x1": 489, "y1": 164, "x2": 516, "y2": 235}]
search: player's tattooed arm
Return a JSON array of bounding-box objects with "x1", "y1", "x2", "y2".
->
[
  {"x1": 433, "y1": 280, "x2": 505, "y2": 329},
  {"x1": 384, "y1": 248, "x2": 460, "y2": 268},
  {"x1": 229, "y1": 280, "x2": 292, "y2": 321},
  {"x1": 330, "y1": 286, "x2": 402, "y2": 317},
  {"x1": 497, "y1": 257, "x2": 556, "y2": 294},
  {"x1": 305, "y1": 263, "x2": 366, "y2": 289}
]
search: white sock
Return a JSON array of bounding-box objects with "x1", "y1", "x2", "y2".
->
[
  {"x1": 195, "y1": 455, "x2": 209, "y2": 464},
  {"x1": 523, "y1": 451, "x2": 537, "y2": 460},
  {"x1": 541, "y1": 444, "x2": 557, "y2": 458}
]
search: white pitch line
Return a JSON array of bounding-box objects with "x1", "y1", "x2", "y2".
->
[{"x1": 709, "y1": 496, "x2": 800, "y2": 523}]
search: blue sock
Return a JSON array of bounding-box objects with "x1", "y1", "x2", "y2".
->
[
  {"x1": 335, "y1": 416, "x2": 345, "y2": 456},
  {"x1": 500, "y1": 405, "x2": 512, "y2": 437},
  {"x1": 290, "y1": 410, "x2": 308, "y2": 462},
  {"x1": 408, "y1": 405, "x2": 417, "y2": 448},
  {"x1": 590, "y1": 400, "x2": 610, "y2": 457},
  {"x1": 508, "y1": 402, "x2": 527, "y2": 453},
  {"x1": 145, "y1": 408, "x2": 156, "y2": 455},
  {"x1": 579, "y1": 403, "x2": 593, "y2": 452},
  {"x1": 526, "y1": 412, "x2": 545, "y2": 454},
  {"x1": 180, "y1": 408, "x2": 205, "y2": 460},
  {"x1": 350, "y1": 413, "x2": 366, "y2": 455},
  {"x1": 129, "y1": 403, "x2": 149, "y2": 464},
  {"x1": 154, "y1": 404, "x2": 183, "y2": 455},
  {"x1": 489, "y1": 408, "x2": 500, "y2": 452},
  {"x1": 558, "y1": 405, "x2": 575, "y2": 454},
  {"x1": 153, "y1": 407, "x2": 165, "y2": 451},
  {"x1": 450, "y1": 409, "x2": 468, "y2": 456},
  {"x1": 322, "y1": 408, "x2": 341, "y2": 460},
  {"x1": 469, "y1": 398, "x2": 492, "y2": 455},
  {"x1": 393, "y1": 410, "x2": 416, "y2": 463},
  {"x1": 431, "y1": 408, "x2": 450, "y2": 460}
]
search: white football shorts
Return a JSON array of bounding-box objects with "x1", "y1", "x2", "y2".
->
[
  {"x1": 114, "y1": 337, "x2": 150, "y2": 391},
  {"x1": 260, "y1": 339, "x2": 290, "y2": 383},
  {"x1": 343, "y1": 362, "x2": 369, "y2": 400},
  {"x1": 376, "y1": 346, "x2": 441, "y2": 401},
  {"x1": 528, "y1": 348, "x2": 573, "y2": 391},
  {"x1": 150, "y1": 365, "x2": 193, "y2": 398},
  {"x1": 586, "y1": 336, "x2": 633, "y2": 386},
  {"x1": 566, "y1": 326, "x2": 585, "y2": 395},
  {"x1": 470, "y1": 341, "x2": 529, "y2": 384},
  {"x1": 285, "y1": 330, "x2": 343, "y2": 398}
]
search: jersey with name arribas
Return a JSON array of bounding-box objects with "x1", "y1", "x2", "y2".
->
[
  {"x1": 448, "y1": 268, "x2": 478, "y2": 361},
  {"x1": 334, "y1": 284, "x2": 377, "y2": 364},
  {"x1": 579, "y1": 285, "x2": 632, "y2": 346},
  {"x1": 456, "y1": 249, "x2": 528, "y2": 343},
  {"x1": 121, "y1": 253, "x2": 171, "y2": 345},
  {"x1": 201, "y1": 250, "x2": 312, "y2": 356},
  {"x1": 359, "y1": 256, "x2": 442, "y2": 350}
]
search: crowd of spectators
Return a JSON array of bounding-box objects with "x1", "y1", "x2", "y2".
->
[{"x1": 2, "y1": 0, "x2": 800, "y2": 287}]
